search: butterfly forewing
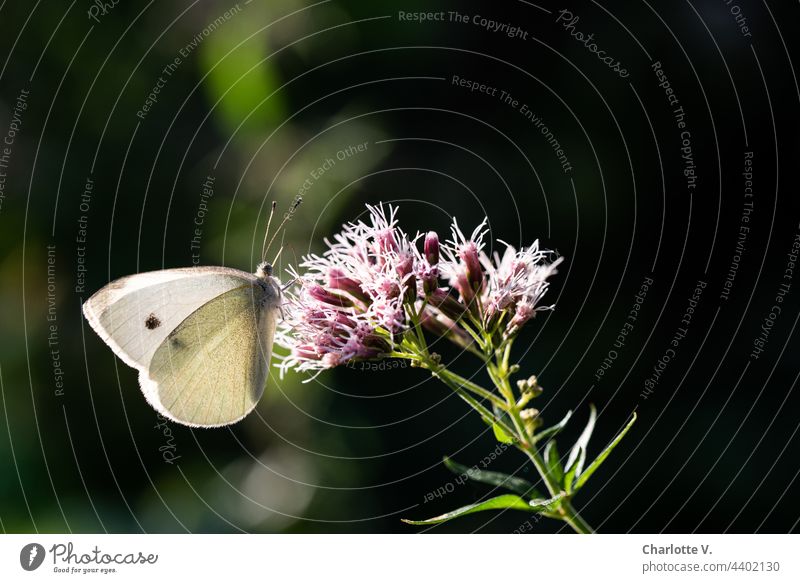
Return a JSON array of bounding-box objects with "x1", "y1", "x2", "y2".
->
[{"x1": 83, "y1": 267, "x2": 262, "y2": 370}]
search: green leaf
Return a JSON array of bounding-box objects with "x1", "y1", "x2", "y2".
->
[
  {"x1": 492, "y1": 422, "x2": 515, "y2": 443},
  {"x1": 544, "y1": 440, "x2": 564, "y2": 485},
  {"x1": 401, "y1": 494, "x2": 534, "y2": 525},
  {"x1": 443, "y1": 457, "x2": 542, "y2": 499},
  {"x1": 489, "y1": 402, "x2": 515, "y2": 444},
  {"x1": 532, "y1": 410, "x2": 573, "y2": 444},
  {"x1": 573, "y1": 412, "x2": 637, "y2": 492},
  {"x1": 564, "y1": 405, "x2": 597, "y2": 492}
]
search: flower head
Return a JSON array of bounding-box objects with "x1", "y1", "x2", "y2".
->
[
  {"x1": 276, "y1": 204, "x2": 563, "y2": 376},
  {"x1": 481, "y1": 240, "x2": 563, "y2": 332}
]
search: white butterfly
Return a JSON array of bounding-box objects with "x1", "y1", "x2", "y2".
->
[
  {"x1": 83, "y1": 199, "x2": 299, "y2": 428},
  {"x1": 83, "y1": 262, "x2": 282, "y2": 427}
]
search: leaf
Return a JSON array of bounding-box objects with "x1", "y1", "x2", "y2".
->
[
  {"x1": 492, "y1": 422, "x2": 515, "y2": 444},
  {"x1": 489, "y1": 403, "x2": 515, "y2": 444},
  {"x1": 573, "y1": 412, "x2": 637, "y2": 492},
  {"x1": 532, "y1": 410, "x2": 573, "y2": 444},
  {"x1": 564, "y1": 405, "x2": 597, "y2": 492},
  {"x1": 544, "y1": 440, "x2": 564, "y2": 485},
  {"x1": 443, "y1": 457, "x2": 542, "y2": 499},
  {"x1": 401, "y1": 494, "x2": 534, "y2": 525}
]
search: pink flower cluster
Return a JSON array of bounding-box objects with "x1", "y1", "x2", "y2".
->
[{"x1": 276, "y1": 204, "x2": 563, "y2": 375}]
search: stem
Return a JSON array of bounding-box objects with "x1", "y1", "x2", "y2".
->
[
  {"x1": 431, "y1": 367, "x2": 517, "y2": 438},
  {"x1": 491, "y1": 340, "x2": 594, "y2": 535},
  {"x1": 403, "y1": 305, "x2": 594, "y2": 533},
  {"x1": 560, "y1": 501, "x2": 594, "y2": 534},
  {"x1": 516, "y1": 421, "x2": 593, "y2": 534},
  {"x1": 437, "y1": 368, "x2": 508, "y2": 410}
]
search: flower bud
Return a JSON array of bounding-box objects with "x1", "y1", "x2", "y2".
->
[
  {"x1": 516, "y1": 375, "x2": 543, "y2": 397},
  {"x1": 520, "y1": 408, "x2": 543, "y2": 434},
  {"x1": 424, "y1": 231, "x2": 440, "y2": 265},
  {"x1": 428, "y1": 288, "x2": 466, "y2": 321},
  {"x1": 459, "y1": 242, "x2": 484, "y2": 293},
  {"x1": 454, "y1": 269, "x2": 478, "y2": 314},
  {"x1": 327, "y1": 268, "x2": 368, "y2": 303},
  {"x1": 396, "y1": 253, "x2": 417, "y2": 303},
  {"x1": 419, "y1": 307, "x2": 473, "y2": 350},
  {"x1": 420, "y1": 264, "x2": 439, "y2": 295},
  {"x1": 516, "y1": 375, "x2": 543, "y2": 407},
  {"x1": 307, "y1": 283, "x2": 354, "y2": 308}
]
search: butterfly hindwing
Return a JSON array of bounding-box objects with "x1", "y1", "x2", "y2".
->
[{"x1": 141, "y1": 284, "x2": 277, "y2": 427}]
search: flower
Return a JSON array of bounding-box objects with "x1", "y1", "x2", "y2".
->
[
  {"x1": 276, "y1": 204, "x2": 563, "y2": 376},
  {"x1": 481, "y1": 241, "x2": 564, "y2": 333},
  {"x1": 440, "y1": 218, "x2": 488, "y2": 311}
]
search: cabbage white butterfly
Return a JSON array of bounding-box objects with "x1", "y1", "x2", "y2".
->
[{"x1": 83, "y1": 200, "x2": 298, "y2": 427}]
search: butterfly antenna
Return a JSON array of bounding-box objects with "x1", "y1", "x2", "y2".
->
[
  {"x1": 264, "y1": 195, "x2": 302, "y2": 262},
  {"x1": 270, "y1": 245, "x2": 284, "y2": 267},
  {"x1": 261, "y1": 201, "x2": 278, "y2": 264}
]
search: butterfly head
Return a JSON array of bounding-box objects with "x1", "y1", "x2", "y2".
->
[{"x1": 255, "y1": 262, "x2": 274, "y2": 279}]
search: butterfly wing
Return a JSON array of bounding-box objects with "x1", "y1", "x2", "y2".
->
[
  {"x1": 141, "y1": 283, "x2": 278, "y2": 427},
  {"x1": 83, "y1": 267, "x2": 262, "y2": 370},
  {"x1": 83, "y1": 267, "x2": 281, "y2": 427}
]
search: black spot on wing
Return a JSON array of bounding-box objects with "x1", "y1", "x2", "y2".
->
[{"x1": 145, "y1": 314, "x2": 161, "y2": 330}]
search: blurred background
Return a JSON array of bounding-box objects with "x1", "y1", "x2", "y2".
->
[{"x1": 1, "y1": 0, "x2": 798, "y2": 533}]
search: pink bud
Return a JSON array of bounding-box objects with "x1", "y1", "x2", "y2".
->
[
  {"x1": 327, "y1": 268, "x2": 368, "y2": 303},
  {"x1": 424, "y1": 231, "x2": 440, "y2": 265},
  {"x1": 428, "y1": 288, "x2": 466, "y2": 321},
  {"x1": 420, "y1": 263, "x2": 439, "y2": 294},
  {"x1": 307, "y1": 283, "x2": 354, "y2": 308},
  {"x1": 459, "y1": 241, "x2": 484, "y2": 293}
]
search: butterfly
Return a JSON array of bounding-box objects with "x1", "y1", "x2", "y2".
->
[{"x1": 82, "y1": 199, "x2": 299, "y2": 427}]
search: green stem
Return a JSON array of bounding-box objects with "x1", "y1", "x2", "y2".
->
[
  {"x1": 437, "y1": 368, "x2": 508, "y2": 410},
  {"x1": 516, "y1": 433, "x2": 593, "y2": 533},
  {"x1": 560, "y1": 501, "x2": 594, "y2": 534},
  {"x1": 431, "y1": 367, "x2": 516, "y2": 438},
  {"x1": 401, "y1": 307, "x2": 594, "y2": 533},
  {"x1": 491, "y1": 342, "x2": 594, "y2": 535}
]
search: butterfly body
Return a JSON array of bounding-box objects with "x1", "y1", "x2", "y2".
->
[{"x1": 83, "y1": 262, "x2": 281, "y2": 427}]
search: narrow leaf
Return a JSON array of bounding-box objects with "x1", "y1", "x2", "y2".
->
[
  {"x1": 443, "y1": 457, "x2": 542, "y2": 499},
  {"x1": 532, "y1": 410, "x2": 573, "y2": 444},
  {"x1": 401, "y1": 494, "x2": 533, "y2": 525},
  {"x1": 573, "y1": 412, "x2": 637, "y2": 492},
  {"x1": 544, "y1": 440, "x2": 564, "y2": 485},
  {"x1": 489, "y1": 402, "x2": 515, "y2": 444},
  {"x1": 492, "y1": 422, "x2": 515, "y2": 444},
  {"x1": 564, "y1": 405, "x2": 597, "y2": 491}
]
